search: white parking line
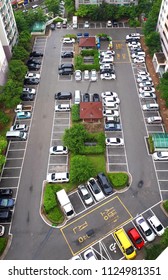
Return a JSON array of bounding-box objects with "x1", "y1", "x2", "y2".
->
[{"x1": 3, "y1": 167, "x2": 21, "y2": 170}]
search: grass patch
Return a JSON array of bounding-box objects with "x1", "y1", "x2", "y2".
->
[
  {"x1": 74, "y1": 49, "x2": 100, "y2": 71},
  {"x1": 0, "y1": 237, "x2": 8, "y2": 256},
  {"x1": 71, "y1": 104, "x2": 80, "y2": 122},
  {"x1": 163, "y1": 200, "x2": 168, "y2": 213},
  {"x1": 108, "y1": 173, "x2": 129, "y2": 189},
  {"x1": 87, "y1": 154, "x2": 106, "y2": 174}
]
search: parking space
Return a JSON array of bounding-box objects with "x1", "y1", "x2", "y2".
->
[{"x1": 60, "y1": 196, "x2": 132, "y2": 255}]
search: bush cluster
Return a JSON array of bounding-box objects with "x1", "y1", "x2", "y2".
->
[
  {"x1": 74, "y1": 49, "x2": 100, "y2": 71},
  {"x1": 71, "y1": 104, "x2": 80, "y2": 122},
  {"x1": 108, "y1": 173, "x2": 129, "y2": 189}
]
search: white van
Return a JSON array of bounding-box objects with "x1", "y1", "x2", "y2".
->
[
  {"x1": 56, "y1": 189, "x2": 75, "y2": 219},
  {"x1": 74, "y1": 90, "x2": 81, "y2": 104},
  {"x1": 6, "y1": 131, "x2": 27, "y2": 141}
]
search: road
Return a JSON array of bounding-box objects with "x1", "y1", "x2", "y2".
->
[{"x1": 5, "y1": 27, "x2": 168, "y2": 260}]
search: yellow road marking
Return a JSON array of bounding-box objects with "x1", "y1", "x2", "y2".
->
[{"x1": 60, "y1": 196, "x2": 133, "y2": 255}]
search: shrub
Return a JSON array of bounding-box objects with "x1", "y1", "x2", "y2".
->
[
  {"x1": 147, "y1": 135, "x2": 154, "y2": 154},
  {"x1": 163, "y1": 200, "x2": 168, "y2": 213},
  {"x1": 80, "y1": 145, "x2": 104, "y2": 154},
  {"x1": 71, "y1": 104, "x2": 80, "y2": 122},
  {"x1": 0, "y1": 112, "x2": 11, "y2": 126},
  {"x1": 0, "y1": 237, "x2": 8, "y2": 256},
  {"x1": 108, "y1": 173, "x2": 129, "y2": 189},
  {"x1": 145, "y1": 244, "x2": 165, "y2": 260},
  {"x1": 64, "y1": 34, "x2": 77, "y2": 39},
  {"x1": 0, "y1": 155, "x2": 6, "y2": 172},
  {"x1": 43, "y1": 184, "x2": 62, "y2": 214},
  {"x1": 46, "y1": 207, "x2": 64, "y2": 225}
]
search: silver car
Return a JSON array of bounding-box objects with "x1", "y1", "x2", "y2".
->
[{"x1": 78, "y1": 184, "x2": 93, "y2": 206}]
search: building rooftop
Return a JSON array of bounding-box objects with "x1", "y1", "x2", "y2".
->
[
  {"x1": 79, "y1": 37, "x2": 96, "y2": 48},
  {"x1": 80, "y1": 102, "x2": 103, "y2": 120}
]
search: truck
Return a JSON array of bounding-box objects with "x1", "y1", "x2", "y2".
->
[
  {"x1": 14, "y1": 104, "x2": 32, "y2": 113},
  {"x1": 72, "y1": 16, "x2": 77, "y2": 29},
  {"x1": 56, "y1": 189, "x2": 75, "y2": 220}
]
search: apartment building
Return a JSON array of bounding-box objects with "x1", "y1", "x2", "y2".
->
[
  {"x1": 0, "y1": 0, "x2": 18, "y2": 84},
  {"x1": 75, "y1": 0, "x2": 138, "y2": 10},
  {"x1": 153, "y1": 0, "x2": 168, "y2": 75}
]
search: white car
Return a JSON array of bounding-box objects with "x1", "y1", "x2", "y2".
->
[
  {"x1": 90, "y1": 69, "x2": 97, "y2": 81},
  {"x1": 139, "y1": 92, "x2": 156, "y2": 99},
  {"x1": 107, "y1": 20, "x2": 112, "y2": 27},
  {"x1": 142, "y1": 103, "x2": 159, "y2": 111},
  {"x1": 147, "y1": 116, "x2": 162, "y2": 124},
  {"x1": 128, "y1": 41, "x2": 141, "y2": 48},
  {"x1": 87, "y1": 178, "x2": 105, "y2": 202},
  {"x1": 25, "y1": 72, "x2": 40, "y2": 79},
  {"x1": 103, "y1": 109, "x2": 119, "y2": 117},
  {"x1": 23, "y1": 87, "x2": 36, "y2": 94},
  {"x1": 101, "y1": 91, "x2": 118, "y2": 99},
  {"x1": 71, "y1": 255, "x2": 82, "y2": 260},
  {"x1": 139, "y1": 87, "x2": 155, "y2": 93},
  {"x1": 100, "y1": 63, "x2": 114, "y2": 71},
  {"x1": 10, "y1": 124, "x2": 28, "y2": 132},
  {"x1": 133, "y1": 56, "x2": 145, "y2": 63},
  {"x1": 83, "y1": 70, "x2": 90, "y2": 80},
  {"x1": 49, "y1": 146, "x2": 68, "y2": 155},
  {"x1": 136, "y1": 216, "x2": 155, "y2": 242},
  {"x1": 78, "y1": 184, "x2": 93, "y2": 206},
  {"x1": 47, "y1": 172, "x2": 69, "y2": 183},
  {"x1": 0, "y1": 225, "x2": 5, "y2": 237},
  {"x1": 104, "y1": 96, "x2": 120, "y2": 105},
  {"x1": 83, "y1": 249, "x2": 97, "y2": 260},
  {"x1": 137, "y1": 71, "x2": 150, "y2": 77},
  {"x1": 74, "y1": 70, "x2": 82, "y2": 81},
  {"x1": 100, "y1": 50, "x2": 115, "y2": 57},
  {"x1": 55, "y1": 104, "x2": 70, "y2": 112},
  {"x1": 137, "y1": 76, "x2": 152, "y2": 83},
  {"x1": 84, "y1": 21, "x2": 89, "y2": 28},
  {"x1": 139, "y1": 81, "x2": 154, "y2": 87},
  {"x1": 62, "y1": 37, "x2": 75, "y2": 44},
  {"x1": 100, "y1": 73, "x2": 116, "y2": 80},
  {"x1": 153, "y1": 151, "x2": 168, "y2": 161},
  {"x1": 105, "y1": 137, "x2": 124, "y2": 146},
  {"x1": 147, "y1": 215, "x2": 165, "y2": 236},
  {"x1": 103, "y1": 102, "x2": 119, "y2": 111}
]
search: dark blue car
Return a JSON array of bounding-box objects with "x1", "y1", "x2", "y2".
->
[{"x1": 105, "y1": 123, "x2": 122, "y2": 131}]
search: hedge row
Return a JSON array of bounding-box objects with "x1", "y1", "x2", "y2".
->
[
  {"x1": 108, "y1": 173, "x2": 129, "y2": 189},
  {"x1": 71, "y1": 104, "x2": 80, "y2": 122}
]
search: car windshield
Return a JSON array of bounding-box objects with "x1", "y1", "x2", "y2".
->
[
  {"x1": 0, "y1": 199, "x2": 8, "y2": 206},
  {"x1": 156, "y1": 224, "x2": 163, "y2": 231},
  {"x1": 86, "y1": 252, "x2": 93, "y2": 258},
  {"x1": 126, "y1": 246, "x2": 134, "y2": 255},
  {"x1": 83, "y1": 193, "x2": 91, "y2": 200},
  {"x1": 145, "y1": 228, "x2": 152, "y2": 236},
  {"x1": 136, "y1": 237, "x2": 143, "y2": 244}
]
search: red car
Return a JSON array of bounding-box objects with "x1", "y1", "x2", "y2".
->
[{"x1": 127, "y1": 227, "x2": 145, "y2": 250}]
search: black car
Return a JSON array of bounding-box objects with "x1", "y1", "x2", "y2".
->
[
  {"x1": 105, "y1": 116, "x2": 120, "y2": 124},
  {"x1": 58, "y1": 63, "x2": 74, "y2": 70},
  {"x1": 0, "y1": 210, "x2": 12, "y2": 222},
  {"x1": 55, "y1": 92, "x2": 72, "y2": 100},
  {"x1": 0, "y1": 189, "x2": 13, "y2": 198},
  {"x1": 27, "y1": 63, "x2": 40, "y2": 71},
  {"x1": 97, "y1": 172, "x2": 113, "y2": 195},
  {"x1": 30, "y1": 51, "x2": 43, "y2": 57},
  {"x1": 24, "y1": 78, "x2": 39, "y2": 85},
  {"x1": 58, "y1": 68, "x2": 73, "y2": 75},
  {"x1": 27, "y1": 59, "x2": 41, "y2": 65},
  {"x1": 83, "y1": 93, "x2": 90, "y2": 102},
  {"x1": 92, "y1": 93, "x2": 100, "y2": 102},
  {"x1": 61, "y1": 51, "x2": 73, "y2": 58},
  {"x1": 112, "y1": 20, "x2": 118, "y2": 27},
  {"x1": 20, "y1": 93, "x2": 35, "y2": 101}
]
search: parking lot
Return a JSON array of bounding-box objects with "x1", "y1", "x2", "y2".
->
[{"x1": 3, "y1": 27, "x2": 168, "y2": 260}]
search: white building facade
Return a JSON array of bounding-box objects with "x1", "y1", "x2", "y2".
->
[
  {"x1": 75, "y1": 0, "x2": 138, "y2": 10},
  {"x1": 153, "y1": 0, "x2": 168, "y2": 75},
  {"x1": 0, "y1": 0, "x2": 18, "y2": 84}
]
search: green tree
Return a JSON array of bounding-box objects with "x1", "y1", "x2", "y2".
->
[
  {"x1": 143, "y1": 0, "x2": 162, "y2": 36},
  {"x1": 64, "y1": 0, "x2": 75, "y2": 17},
  {"x1": 145, "y1": 31, "x2": 161, "y2": 56},
  {"x1": 0, "y1": 79, "x2": 22, "y2": 108},
  {"x1": 18, "y1": 30, "x2": 31, "y2": 52},
  {"x1": 14, "y1": 10, "x2": 29, "y2": 32},
  {"x1": 45, "y1": 0, "x2": 60, "y2": 17},
  {"x1": 12, "y1": 46, "x2": 29, "y2": 62},
  {"x1": 70, "y1": 155, "x2": 96, "y2": 184},
  {"x1": 161, "y1": 228, "x2": 168, "y2": 247},
  {"x1": 63, "y1": 124, "x2": 88, "y2": 154},
  {"x1": 75, "y1": 5, "x2": 91, "y2": 18},
  {"x1": 8, "y1": 60, "x2": 28, "y2": 82}
]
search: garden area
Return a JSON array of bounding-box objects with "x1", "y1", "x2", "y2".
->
[{"x1": 43, "y1": 124, "x2": 129, "y2": 225}]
